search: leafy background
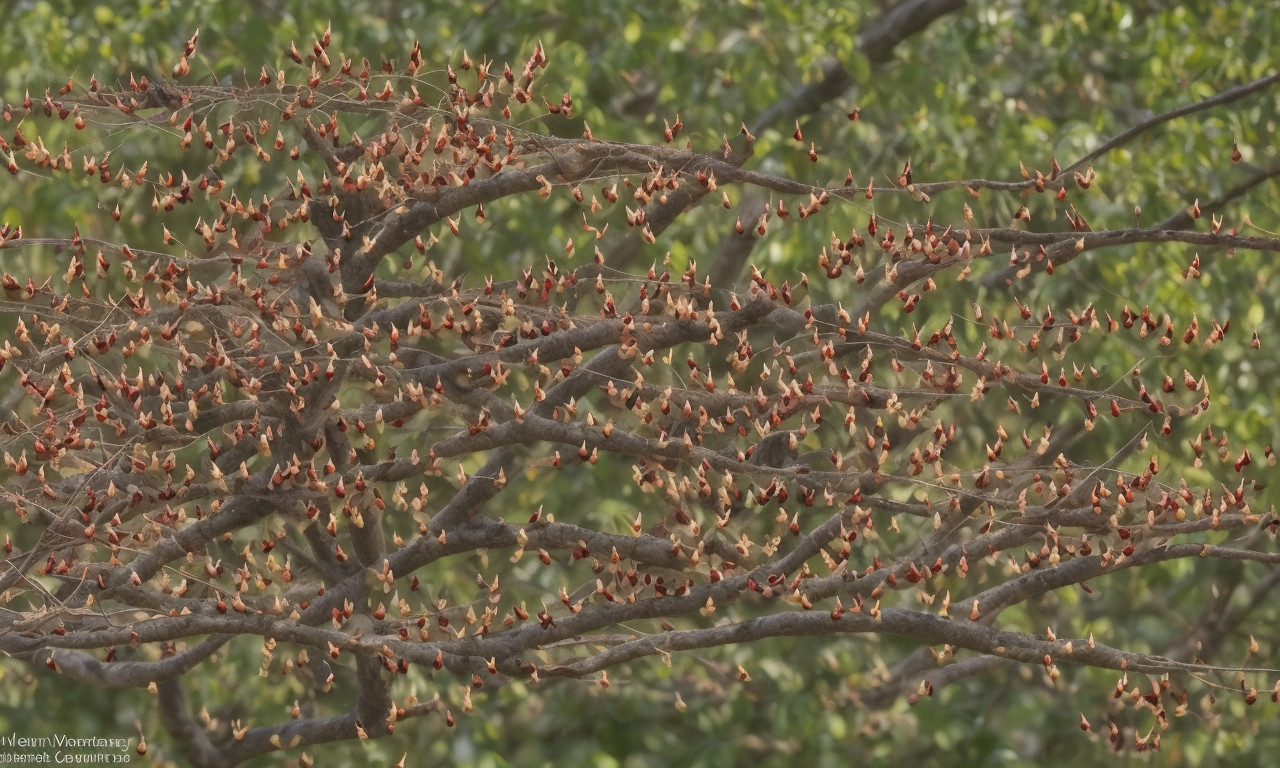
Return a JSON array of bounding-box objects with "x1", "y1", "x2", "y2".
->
[{"x1": 0, "y1": 1, "x2": 1277, "y2": 766}]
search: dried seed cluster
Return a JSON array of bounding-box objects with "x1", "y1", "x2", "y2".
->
[{"x1": 0, "y1": 28, "x2": 1276, "y2": 764}]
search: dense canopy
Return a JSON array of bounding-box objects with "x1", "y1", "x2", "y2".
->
[{"x1": 1, "y1": 2, "x2": 1278, "y2": 767}]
